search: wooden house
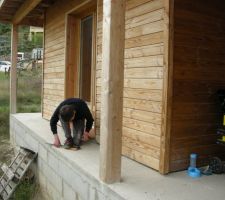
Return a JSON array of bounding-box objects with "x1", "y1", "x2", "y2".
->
[{"x1": 0, "y1": 0, "x2": 225, "y2": 183}]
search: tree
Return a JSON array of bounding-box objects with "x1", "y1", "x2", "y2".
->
[
  {"x1": 0, "y1": 23, "x2": 11, "y2": 58},
  {"x1": 0, "y1": 23, "x2": 43, "y2": 59},
  {"x1": 0, "y1": 23, "x2": 10, "y2": 34}
]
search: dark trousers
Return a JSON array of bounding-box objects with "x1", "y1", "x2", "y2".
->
[{"x1": 60, "y1": 118, "x2": 84, "y2": 146}]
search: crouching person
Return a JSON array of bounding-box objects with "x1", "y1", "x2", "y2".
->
[{"x1": 50, "y1": 98, "x2": 94, "y2": 149}]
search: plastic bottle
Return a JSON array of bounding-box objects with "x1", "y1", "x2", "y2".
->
[
  {"x1": 188, "y1": 153, "x2": 201, "y2": 178},
  {"x1": 190, "y1": 153, "x2": 197, "y2": 169}
]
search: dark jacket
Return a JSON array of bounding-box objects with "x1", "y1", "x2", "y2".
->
[{"x1": 50, "y1": 98, "x2": 94, "y2": 134}]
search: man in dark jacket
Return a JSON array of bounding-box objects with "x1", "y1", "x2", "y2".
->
[{"x1": 50, "y1": 98, "x2": 94, "y2": 149}]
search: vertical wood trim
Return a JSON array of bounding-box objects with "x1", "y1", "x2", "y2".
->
[
  {"x1": 91, "y1": 12, "x2": 97, "y2": 123},
  {"x1": 41, "y1": 13, "x2": 46, "y2": 117},
  {"x1": 10, "y1": 24, "x2": 18, "y2": 114},
  {"x1": 65, "y1": 15, "x2": 80, "y2": 99},
  {"x1": 100, "y1": 0, "x2": 125, "y2": 183},
  {"x1": 159, "y1": 0, "x2": 174, "y2": 174}
]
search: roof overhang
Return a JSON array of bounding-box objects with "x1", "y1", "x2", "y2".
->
[
  {"x1": 0, "y1": 0, "x2": 6, "y2": 8},
  {"x1": 0, "y1": 0, "x2": 56, "y2": 27}
]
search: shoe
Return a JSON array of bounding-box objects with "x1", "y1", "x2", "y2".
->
[
  {"x1": 63, "y1": 137, "x2": 73, "y2": 149},
  {"x1": 74, "y1": 145, "x2": 81, "y2": 150}
]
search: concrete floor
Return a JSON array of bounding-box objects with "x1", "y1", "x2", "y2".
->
[{"x1": 12, "y1": 113, "x2": 225, "y2": 200}]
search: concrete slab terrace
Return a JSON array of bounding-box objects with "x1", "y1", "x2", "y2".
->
[{"x1": 10, "y1": 113, "x2": 225, "y2": 200}]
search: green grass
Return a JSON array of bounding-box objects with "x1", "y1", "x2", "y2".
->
[
  {"x1": 0, "y1": 69, "x2": 41, "y2": 199},
  {"x1": 13, "y1": 179, "x2": 37, "y2": 200},
  {"x1": 17, "y1": 69, "x2": 42, "y2": 113},
  {"x1": 0, "y1": 73, "x2": 10, "y2": 140}
]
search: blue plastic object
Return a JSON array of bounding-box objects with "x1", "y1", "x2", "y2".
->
[
  {"x1": 187, "y1": 153, "x2": 201, "y2": 178},
  {"x1": 190, "y1": 153, "x2": 197, "y2": 168},
  {"x1": 188, "y1": 167, "x2": 201, "y2": 178}
]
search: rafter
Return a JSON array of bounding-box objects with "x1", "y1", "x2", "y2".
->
[
  {"x1": 12, "y1": 0, "x2": 42, "y2": 24},
  {"x1": 0, "y1": 0, "x2": 6, "y2": 8}
]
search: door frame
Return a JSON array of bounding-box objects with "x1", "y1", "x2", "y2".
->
[{"x1": 65, "y1": 0, "x2": 97, "y2": 115}]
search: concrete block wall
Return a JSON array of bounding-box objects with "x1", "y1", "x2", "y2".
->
[{"x1": 10, "y1": 115, "x2": 125, "y2": 200}]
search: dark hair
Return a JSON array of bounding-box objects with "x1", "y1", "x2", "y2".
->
[{"x1": 59, "y1": 105, "x2": 75, "y2": 122}]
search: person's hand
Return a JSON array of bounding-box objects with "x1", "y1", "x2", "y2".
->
[
  {"x1": 82, "y1": 131, "x2": 90, "y2": 142},
  {"x1": 53, "y1": 134, "x2": 61, "y2": 147},
  {"x1": 88, "y1": 128, "x2": 95, "y2": 139}
]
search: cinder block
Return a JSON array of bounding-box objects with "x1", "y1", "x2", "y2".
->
[
  {"x1": 42, "y1": 161, "x2": 62, "y2": 194},
  {"x1": 96, "y1": 191, "x2": 107, "y2": 200},
  {"x1": 39, "y1": 144, "x2": 48, "y2": 162},
  {"x1": 89, "y1": 187, "x2": 97, "y2": 200},
  {"x1": 38, "y1": 170, "x2": 47, "y2": 191},
  {"x1": 25, "y1": 132, "x2": 39, "y2": 152},
  {"x1": 59, "y1": 162, "x2": 89, "y2": 200},
  {"x1": 63, "y1": 181, "x2": 76, "y2": 200},
  {"x1": 15, "y1": 134, "x2": 26, "y2": 147},
  {"x1": 37, "y1": 157, "x2": 44, "y2": 173},
  {"x1": 46, "y1": 180, "x2": 62, "y2": 200},
  {"x1": 14, "y1": 123, "x2": 26, "y2": 138},
  {"x1": 48, "y1": 152, "x2": 59, "y2": 172},
  {"x1": 77, "y1": 194, "x2": 83, "y2": 200}
]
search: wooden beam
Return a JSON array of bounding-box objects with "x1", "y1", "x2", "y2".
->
[
  {"x1": 10, "y1": 24, "x2": 18, "y2": 114},
  {"x1": 19, "y1": 17, "x2": 44, "y2": 27},
  {"x1": 12, "y1": 0, "x2": 42, "y2": 24},
  {"x1": 100, "y1": 0, "x2": 125, "y2": 183},
  {"x1": 159, "y1": 0, "x2": 174, "y2": 174}
]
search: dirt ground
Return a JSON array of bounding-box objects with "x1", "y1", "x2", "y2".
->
[{"x1": 0, "y1": 135, "x2": 14, "y2": 174}]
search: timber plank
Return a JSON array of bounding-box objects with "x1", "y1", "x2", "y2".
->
[
  {"x1": 125, "y1": 32, "x2": 163, "y2": 49},
  {"x1": 122, "y1": 146, "x2": 159, "y2": 170},
  {"x1": 123, "y1": 88, "x2": 162, "y2": 101},
  {"x1": 122, "y1": 136, "x2": 160, "y2": 159},
  {"x1": 124, "y1": 55, "x2": 163, "y2": 68},
  {"x1": 123, "y1": 107, "x2": 162, "y2": 124},
  {"x1": 123, "y1": 127, "x2": 161, "y2": 147},
  {"x1": 123, "y1": 98, "x2": 162, "y2": 113},
  {"x1": 126, "y1": 9, "x2": 163, "y2": 29},
  {"x1": 124, "y1": 78, "x2": 163, "y2": 90},
  {"x1": 126, "y1": 0, "x2": 163, "y2": 20},
  {"x1": 123, "y1": 117, "x2": 161, "y2": 136},
  {"x1": 125, "y1": 43, "x2": 163, "y2": 58},
  {"x1": 125, "y1": 20, "x2": 163, "y2": 39},
  {"x1": 124, "y1": 67, "x2": 163, "y2": 79}
]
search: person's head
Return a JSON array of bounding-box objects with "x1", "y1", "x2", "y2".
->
[{"x1": 59, "y1": 105, "x2": 75, "y2": 122}]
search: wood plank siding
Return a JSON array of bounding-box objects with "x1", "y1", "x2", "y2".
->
[
  {"x1": 42, "y1": 0, "x2": 88, "y2": 118},
  {"x1": 170, "y1": 0, "x2": 225, "y2": 171},
  {"x1": 96, "y1": 0, "x2": 165, "y2": 170},
  {"x1": 43, "y1": 0, "x2": 166, "y2": 171}
]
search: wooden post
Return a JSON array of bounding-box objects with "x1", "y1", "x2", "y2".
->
[
  {"x1": 10, "y1": 24, "x2": 18, "y2": 114},
  {"x1": 100, "y1": 0, "x2": 125, "y2": 183},
  {"x1": 159, "y1": 0, "x2": 174, "y2": 174}
]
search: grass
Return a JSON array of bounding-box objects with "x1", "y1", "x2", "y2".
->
[
  {"x1": 0, "y1": 68, "x2": 41, "y2": 199},
  {"x1": 0, "y1": 73, "x2": 9, "y2": 139},
  {"x1": 17, "y1": 69, "x2": 42, "y2": 113},
  {"x1": 13, "y1": 179, "x2": 37, "y2": 200}
]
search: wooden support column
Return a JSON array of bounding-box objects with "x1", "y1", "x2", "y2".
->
[
  {"x1": 100, "y1": 0, "x2": 125, "y2": 183},
  {"x1": 10, "y1": 24, "x2": 18, "y2": 114}
]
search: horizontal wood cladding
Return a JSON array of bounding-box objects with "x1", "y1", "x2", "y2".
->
[
  {"x1": 42, "y1": 0, "x2": 86, "y2": 120},
  {"x1": 96, "y1": 0, "x2": 164, "y2": 170},
  {"x1": 170, "y1": 0, "x2": 225, "y2": 171}
]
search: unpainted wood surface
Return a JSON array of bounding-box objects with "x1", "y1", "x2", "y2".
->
[
  {"x1": 43, "y1": 0, "x2": 89, "y2": 119},
  {"x1": 43, "y1": 0, "x2": 165, "y2": 171},
  {"x1": 170, "y1": 0, "x2": 225, "y2": 171},
  {"x1": 96, "y1": 0, "x2": 165, "y2": 170}
]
